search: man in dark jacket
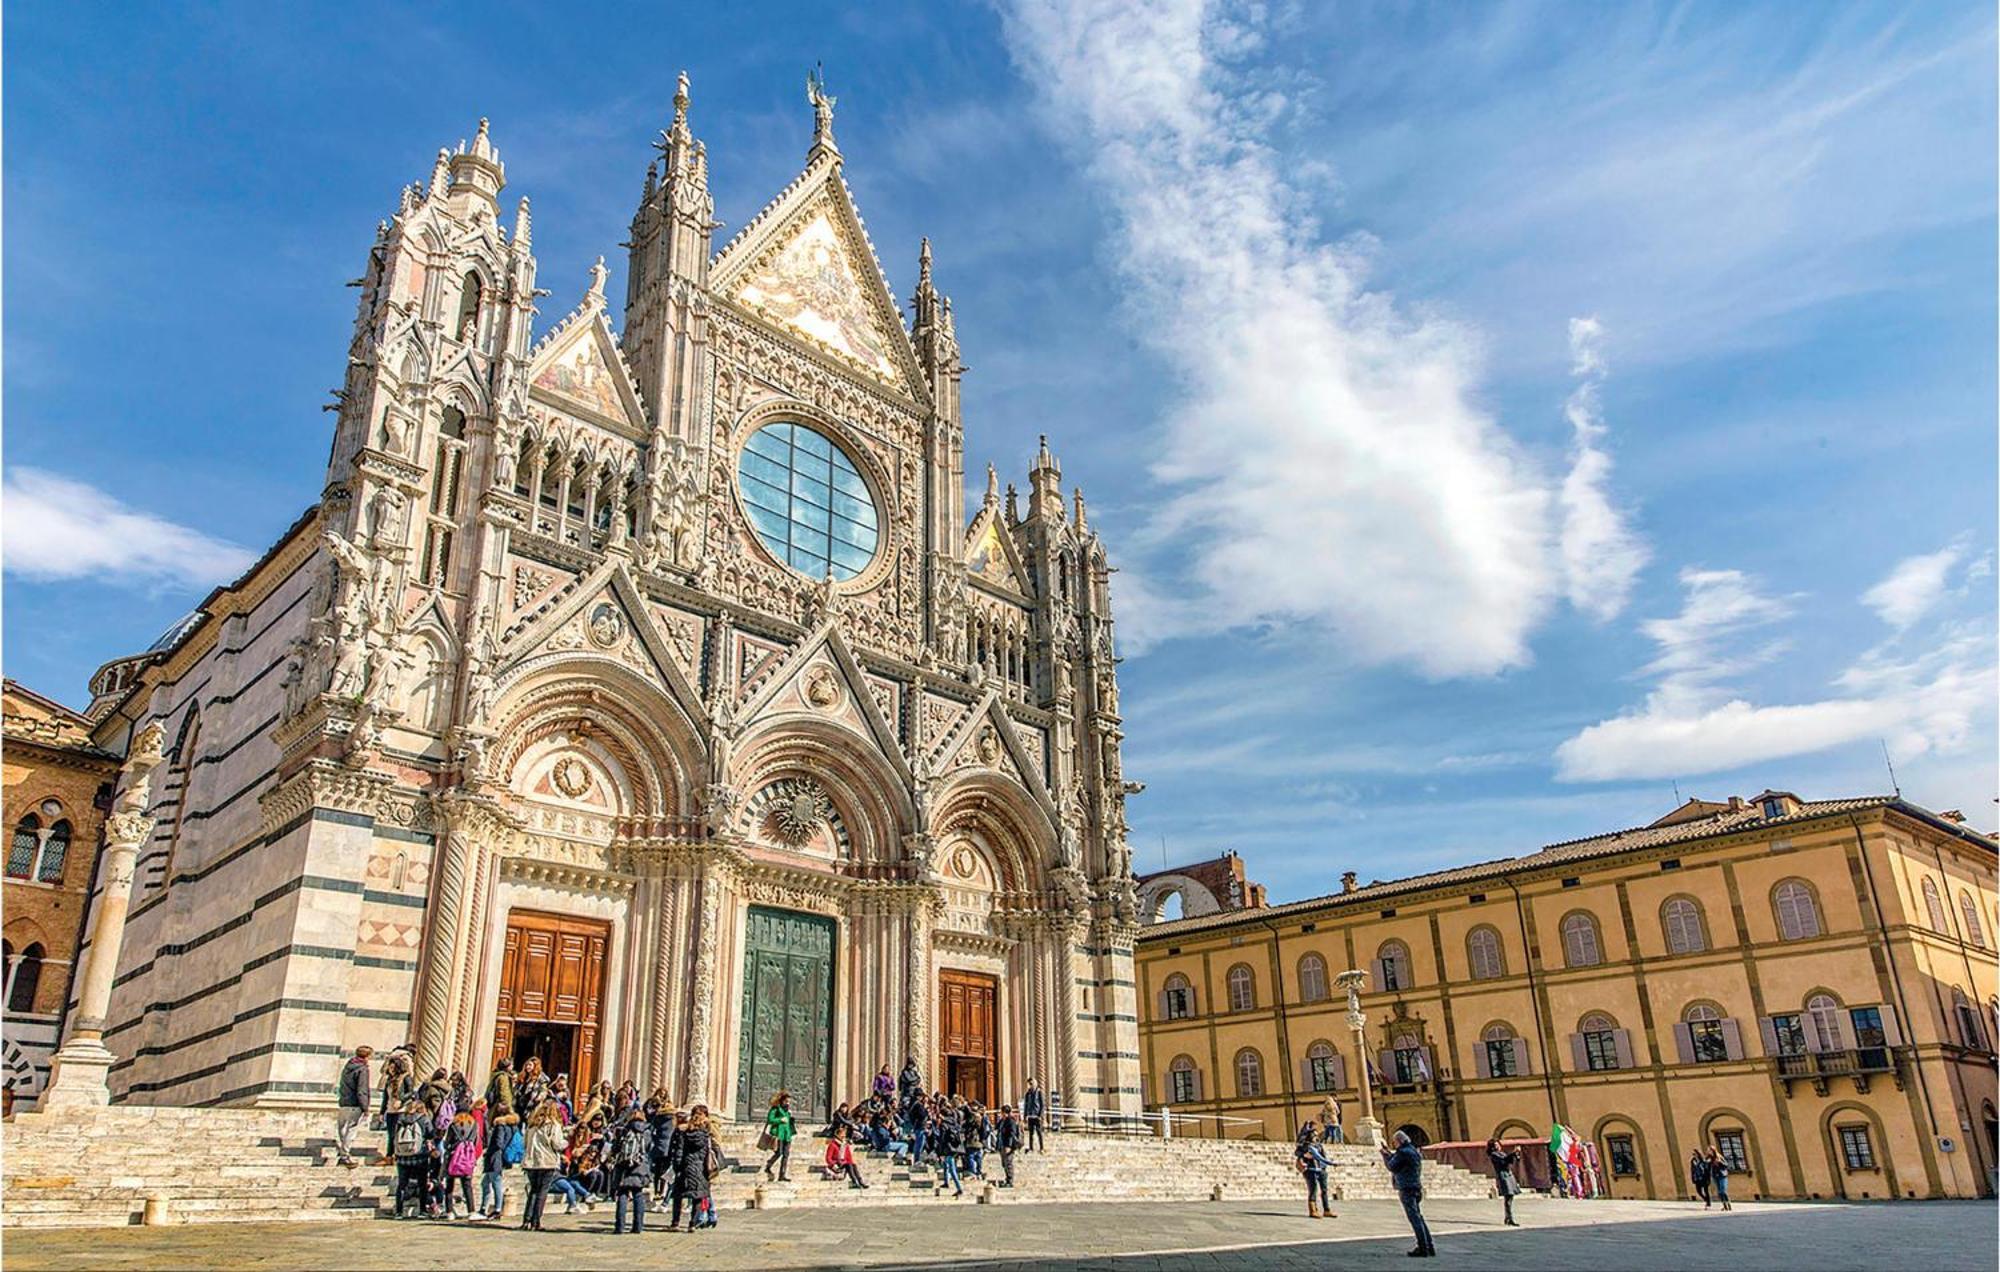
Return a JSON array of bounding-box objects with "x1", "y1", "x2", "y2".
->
[
  {"x1": 898, "y1": 1057, "x2": 923, "y2": 1108},
  {"x1": 1021, "y1": 1079, "x2": 1047, "y2": 1152},
  {"x1": 995, "y1": 1105, "x2": 1022, "y2": 1187},
  {"x1": 334, "y1": 1045, "x2": 372, "y2": 1167},
  {"x1": 1382, "y1": 1131, "x2": 1435, "y2": 1257}
]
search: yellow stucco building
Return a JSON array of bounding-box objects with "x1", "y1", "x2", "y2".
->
[{"x1": 1135, "y1": 791, "x2": 1999, "y2": 1201}]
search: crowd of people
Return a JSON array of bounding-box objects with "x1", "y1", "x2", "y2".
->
[{"x1": 333, "y1": 1046, "x2": 1056, "y2": 1230}]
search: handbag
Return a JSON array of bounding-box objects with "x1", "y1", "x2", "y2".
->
[{"x1": 756, "y1": 1131, "x2": 777, "y2": 1152}]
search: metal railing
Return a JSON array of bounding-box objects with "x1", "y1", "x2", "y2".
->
[
  {"x1": 1047, "y1": 1103, "x2": 1267, "y2": 1139},
  {"x1": 1775, "y1": 1047, "x2": 1897, "y2": 1080}
]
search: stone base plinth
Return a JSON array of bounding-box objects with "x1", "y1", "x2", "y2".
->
[{"x1": 39, "y1": 1040, "x2": 116, "y2": 1110}]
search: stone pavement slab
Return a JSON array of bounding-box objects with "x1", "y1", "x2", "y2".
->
[{"x1": 3, "y1": 1195, "x2": 1992, "y2": 1270}]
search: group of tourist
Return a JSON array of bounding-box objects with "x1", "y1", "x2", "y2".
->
[
  {"x1": 335, "y1": 1045, "x2": 731, "y2": 1233},
  {"x1": 334, "y1": 1046, "x2": 1056, "y2": 1229}
]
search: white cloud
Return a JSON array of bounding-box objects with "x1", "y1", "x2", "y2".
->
[
  {"x1": 1556, "y1": 566, "x2": 1995, "y2": 782},
  {"x1": 1001, "y1": 0, "x2": 1557, "y2": 677},
  {"x1": 1862, "y1": 540, "x2": 1966, "y2": 631},
  {"x1": 2, "y1": 467, "x2": 254, "y2": 590},
  {"x1": 1558, "y1": 317, "x2": 1647, "y2": 621}
]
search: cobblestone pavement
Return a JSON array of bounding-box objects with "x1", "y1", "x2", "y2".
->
[{"x1": 5, "y1": 1195, "x2": 1992, "y2": 1270}]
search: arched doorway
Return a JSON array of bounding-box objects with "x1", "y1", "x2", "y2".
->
[{"x1": 1395, "y1": 1123, "x2": 1431, "y2": 1148}]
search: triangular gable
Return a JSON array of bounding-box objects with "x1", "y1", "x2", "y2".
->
[
  {"x1": 527, "y1": 295, "x2": 647, "y2": 433},
  {"x1": 963, "y1": 507, "x2": 1032, "y2": 596},
  {"x1": 736, "y1": 624, "x2": 913, "y2": 786},
  {"x1": 932, "y1": 693, "x2": 1058, "y2": 819},
  {"x1": 491, "y1": 560, "x2": 707, "y2": 731},
  {"x1": 711, "y1": 155, "x2": 925, "y2": 399}
]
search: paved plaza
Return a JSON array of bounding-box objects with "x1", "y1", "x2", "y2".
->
[{"x1": 5, "y1": 1195, "x2": 1993, "y2": 1271}]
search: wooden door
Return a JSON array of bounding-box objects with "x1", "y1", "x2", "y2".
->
[
  {"x1": 939, "y1": 969, "x2": 998, "y2": 1101},
  {"x1": 489, "y1": 909, "x2": 608, "y2": 1089}
]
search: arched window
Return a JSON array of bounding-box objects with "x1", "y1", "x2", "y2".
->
[
  {"x1": 1683, "y1": 1002, "x2": 1728, "y2": 1062},
  {"x1": 1580, "y1": 1012, "x2": 1622, "y2": 1071},
  {"x1": 1774, "y1": 880, "x2": 1822, "y2": 941},
  {"x1": 1161, "y1": 973, "x2": 1195, "y2": 1021},
  {"x1": 1959, "y1": 889, "x2": 1987, "y2": 949},
  {"x1": 1466, "y1": 926, "x2": 1505, "y2": 980},
  {"x1": 1481, "y1": 1022, "x2": 1523, "y2": 1077},
  {"x1": 6, "y1": 942, "x2": 45, "y2": 1013},
  {"x1": 1234, "y1": 1047, "x2": 1264, "y2": 1098},
  {"x1": 1560, "y1": 912, "x2": 1602, "y2": 968},
  {"x1": 1297, "y1": 953, "x2": 1329, "y2": 1003},
  {"x1": 1662, "y1": 897, "x2": 1707, "y2": 954},
  {"x1": 454, "y1": 270, "x2": 483, "y2": 341},
  {"x1": 1168, "y1": 1054, "x2": 1201, "y2": 1103},
  {"x1": 1922, "y1": 877, "x2": 1949, "y2": 933},
  {"x1": 1807, "y1": 993, "x2": 1844, "y2": 1051},
  {"x1": 1226, "y1": 963, "x2": 1256, "y2": 1012},
  {"x1": 1156, "y1": 890, "x2": 1184, "y2": 922},
  {"x1": 1376, "y1": 940, "x2": 1412, "y2": 992},
  {"x1": 7, "y1": 814, "x2": 40, "y2": 879},
  {"x1": 35, "y1": 820, "x2": 70, "y2": 884},
  {"x1": 1304, "y1": 1040, "x2": 1340, "y2": 1092}
]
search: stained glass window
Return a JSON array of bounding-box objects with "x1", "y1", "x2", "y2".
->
[{"x1": 737, "y1": 422, "x2": 879, "y2": 581}]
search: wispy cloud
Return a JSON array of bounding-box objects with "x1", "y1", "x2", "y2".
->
[
  {"x1": 1861, "y1": 539, "x2": 1971, "y2": 631},
  {"x1": 1558, "y1": 317, "x2": 1647, "y2": 620},
  {"x1": 1001, "y1": 0, "x2": 1557, "y2": 678},
  {"x1": 1555, "y1": 560, "x2": 1995, "y2": 782},
  {"x1": 2, "y1": 467, "x2": 254, "y2": 590}
]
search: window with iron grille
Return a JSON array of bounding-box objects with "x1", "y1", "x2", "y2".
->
[
  {"x1": 1605, "y1": 1134, "x2": 1639, "y2": 1177},
  {"x1": 1838, "y1": 1125, "x2": 1875, "y2": 1170}
]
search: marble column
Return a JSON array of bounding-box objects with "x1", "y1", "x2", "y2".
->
[
  {"x1": 1335, "y1": 968, "x2": 1383, "y2": 1146},
  {"x1": 43, "y1": 723, "x2": 167, "y2": 1109}
]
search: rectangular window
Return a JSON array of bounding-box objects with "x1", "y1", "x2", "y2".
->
[
  {"x1": 1584, "y1": 1030, "x2": 1621, "y2": 1071},
  {"x1": 1164, "y1": 988, "x2": 1192, "y2": 1021},
  {"x1": 1715, "y1": 1130, "x2": 1750, "y2": 1176},
  {"x1": 1849, "y1": 1006, "x2": 1889, "y2": 1068},
  {"x1": 1606, "y1": 1134, "x2": 1639, "y2": 1177},
  {"x1": 1838, "y1": 1125, "x2": 1876, "y2": 1170},
  {"x1": 1770, "y1": 1014, "x2": 1808, "y2": 1057},
  {"x1": 1485, "y1": 1040, "x2": 1518, "y2": 1078},
  {"x1": 1170, "y1": 1069, "x2": 1197, "y2": 1104},
  {"x1": 1393, "y1": 1047, "x2": 1425, "y2": 1084},
  {"x1": 1689, "y1": 1020, "x2": 1728, "y2": 1063},
  {"x1": 1308, "y1": 1056, "x2": 1339, "y2": 1092}
]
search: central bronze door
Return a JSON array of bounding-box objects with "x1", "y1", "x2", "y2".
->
[
  {"x1": 939, "y1": 969, "x2": 999, "y2": 1106},
  {"x1": 734, "y1": 907, "x2": 835, "y2": 1122},
  {"x1": 490, "y1": 909, "x2": 608, "y2": 1091}
]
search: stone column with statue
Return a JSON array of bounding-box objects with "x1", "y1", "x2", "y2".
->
[
  {"x1": 41, "y1": 722, "x2": 168, "y2": 1108},
  {"x1": 1334, "y1": 967, "x2": 1384, "y2": 1147}
]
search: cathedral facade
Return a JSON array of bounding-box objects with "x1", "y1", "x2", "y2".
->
[{"x1": 79, "y1": 79, "x2": 1142, "y2": 1118}]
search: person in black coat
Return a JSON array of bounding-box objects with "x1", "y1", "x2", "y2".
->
[
  {"x1": 1382, "y1": 1131, "x2": 1435, "y2": 1257},
  {"x1": 673, "y1": 1108, "x2": 718, "y2": 1232},
  {"x1": 1486, "y1": 1136, "x2": 1522, "y2": 1227},
  {"x1": 610, "y1": 1109, "x2": 653, "y2": 1234}
]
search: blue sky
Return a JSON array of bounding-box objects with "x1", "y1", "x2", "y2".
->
[{"x1": 6, "y1": 2, "x2": 1994, "y2": 900}]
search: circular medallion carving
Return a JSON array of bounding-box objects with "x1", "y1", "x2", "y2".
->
[
  {"x1": 976, "y1": 726, "x2": 1001, "y2": 765},
  {"x1": 587, "y1": 602, "x2": 625, "y2": 648},
  {"x1": 804, "y1": 665, "x2": 841, "y2": 709},
  {"x1": 951, "y1": 844, "x2": 976, "y2": 878},
  {"x1": 551, "y1": 756, "x2": 593, "y2": 799},
  {"x1": 769, "y1": 778, "x2": 833, "y2": 845}
]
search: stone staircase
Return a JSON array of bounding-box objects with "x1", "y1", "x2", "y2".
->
[
  {"x1": 2, "y1": 1107, "x2": 1490, "y2": 1228},
  {"x1": 3, "y1": 1107, "x2": 392, "y2": 1228},
  {"x1": 706, "y1": 1125, "x2": 1492, "y2": 1210}
]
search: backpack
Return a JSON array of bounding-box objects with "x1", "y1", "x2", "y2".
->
[
  {"x1": 393, "y1": 1117, "x2": 426, "y2": 1157},
  {"x1": 503, "y1": 1126, "x2": 526, "y2": 1167},
  {"x1": 615, "y1": 1123, "x2": 649, "y2": 1170},
  {"x1": 434, "y1": 1097, "x2": 456, "y2": 1131}
]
